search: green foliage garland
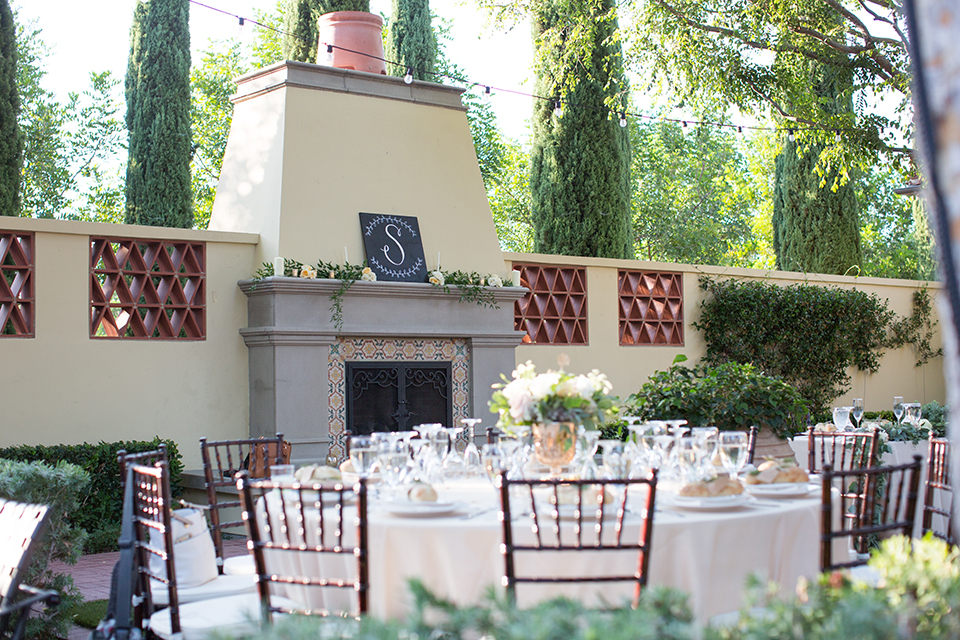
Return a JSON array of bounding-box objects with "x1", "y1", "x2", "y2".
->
[
  {"x1": 427, "y1": 269, "x2": 500, "y2": 309},
  {"x1": 624, "y1": 358, "x2": 808, "y2": 439},
  {"x1": 0, "y1": 0, "x2": 21, "y2": 216},
  {"x1": 694, "y1": 276, "x2": 932, "y2": 416}
]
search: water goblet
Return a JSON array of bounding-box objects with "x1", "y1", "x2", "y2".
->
[
  {"x1": 904, "y1": 402, "x2": 922, "y2": 427},
  {"x1": 691, "y1": 426, "x2": 719, "y2": 474},
  {"x1": 851, "y1": 398, "x2": 864, "y2": 429},
  {"x1": 719, "y1": 432, "x2": 748, "y2": 480},
  {"x1": 440, "y1": 427, "x2": 466, "y2": 480},
  {"x1": 461, "y1": 418, "x2": 484, "y2": 476},
  {"x1": 599, "y1": 440, "x2": 628, "y2": 478},
  {"x1": 348, "y1": 435, "x2": 377, "y2": 482},
  {"x1": 832, "y1": 406, "x2": 851, "y2": 432},
  {"x1": 674, "y1": 437, "x2": 701, "y2": 483},
  {"x1": 497, "y1": 436, "x2": 525, "y2": 479},
  {"x1": 480, "y1": 443, "x2": 507, "y2": 485},
  {"x1": 376, "y1": 438, "x2": 409, "y2": 497},
  {"x1": 893, "y1": 397, "x2": 904, "y2": 425},
  {"x1": 578, "y1": 428, "x2": 602, "y2": 479}
]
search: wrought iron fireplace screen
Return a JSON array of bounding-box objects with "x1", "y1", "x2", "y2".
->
[{"x1": 345, "y1": 361, "x2": 453, "y2": 434}]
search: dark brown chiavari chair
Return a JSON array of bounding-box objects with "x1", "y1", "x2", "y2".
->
[
  {"x1": 199, "y1": 435, "x2": 288, "y2": 574},
  {"x1": 820, "y1": 455, "x2": 922, "y2": 572},
  {"x1": 807, "y1": 426, "x2": 879, "y2": 474},
  {"x1": 117, "y1": 443, "x2": 167, "y2": 492},
  {"x1": 238, "y1": 472, "x2": 370, "y2": 620},
  {"x1": 496, "y1": 471, "x2": 658, "y2": 608},
  {"x1": 0, "y1": 499, "x2": 59, "y2": 640},
  {"x1": 128, "y1": 462, "x2": 265, "y2": 640},
  {"x1": 922, "y1": 435, "x2": 953, "y2": 544}
]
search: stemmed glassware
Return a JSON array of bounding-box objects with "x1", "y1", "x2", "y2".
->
[
  {"x1": 674, "y1": 437, "x2": 701, "y2": 483},
  {"x1": 480, "y1": 443, "x2": 507, "y2": 485},
  {"x1": 893, "y1": 396, "x2": 904, "y2": 425},
  {"x1": 440, "y1": 427, "x2": 466, "y2": 479},
  {"x1": 578, "y1": 427, "x2": 602, "y2": 479},
  {"x1": 691, "y1": 427, "x2": 719, "y2": 476},
  {"x1": 375, "y1": 437, "x2": 409, "y2": 497},
  {"x1": 903, "y1": 403, "x2": 922, "y2": 426},
  {"x1": 719, "y1": 432, "x2": 748, "y2": 480},
  {"x1": 832, "y1": 406, "x2": 851, "y2": 431},
  {"x1": 349, "y1": 435, "x2": 378, "y2": 492},
  {"x1": 851, "y1": 398, "x2": 864, "y2": 429},
  {"x1": 599, "y1": 440, "x2": 628, "y2": 478},
  {"x1": 460, "y1": 418, "x2": 484, "y2": 477}
]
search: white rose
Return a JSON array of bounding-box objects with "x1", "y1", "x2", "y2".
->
[
  {"x1": 528, "y1": 372, "x2": 561, "y2": 401},
  {"x1": 573, "y1": 374, "x2": 597, "y2": 399},
  {"x1": 555, "y1": 377, "x2": 579, "y2": 397},
  {"x1": 361, "y1": 267, "x2": 377, "y2": 282},
  {"x1": 300, "y1": 265, "x2": 317, "y2": 279},
  {"x1": 429, "y1": 270, "x2": 445, "y2": 286},
  {"x1": 488, "y1": 274, "x2": 503, "y2": 287},
  {"x1": 513, "y1": 361, "x2": 536, "y2": 379}
]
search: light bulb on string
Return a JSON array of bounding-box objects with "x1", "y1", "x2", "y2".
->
[
  {"x1": 788, "y1": 128, "x2": 796, "y2": 142},
  {"x1": 483, "y1": 86, "x2": 491, "y2": 99},
  {"x1": 835, "y1": 131, "x2": 841, "y2": 143},
  {"x1": 619, "y1": 112, "x2": 627, "y2": 128},
  {"x1": 554, "y1": 100, "x2": 563, "y2": 118},
  {"x1": 737, "y1": 126, "x2": 743, "y2": 134},
  {"x1": 682, "y1": 120, "x2": 688, "y2": 128},
  {"x1": 404, "y1": 68, "x2": 413, "y2": 84},
  {"x1": 325, "y1": 44, "x2": 334, "y2": 64}
]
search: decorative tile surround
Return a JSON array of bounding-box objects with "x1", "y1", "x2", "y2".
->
[{"x1": 326, "y1": 337, "x2": 471, "y2": 461}]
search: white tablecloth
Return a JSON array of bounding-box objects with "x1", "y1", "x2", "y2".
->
[{"x1": 259, "y1": 480, "x2": 833, "y2": 624}]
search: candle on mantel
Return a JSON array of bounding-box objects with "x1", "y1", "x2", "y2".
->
[
  {"x1": 437, "y1": 251, "x2": 441, "y2": 270},
  {"x1": 344, "y1": 246, "x2": 349, "y2": 264},
  {"x1": 273, "y1": 257, "x2": 284, "y2": 277},
  {"x1": 512, "y1": 270, "x2": 522, "y2": 287}
]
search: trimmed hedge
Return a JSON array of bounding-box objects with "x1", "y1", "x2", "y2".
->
[{"x1": 0, "y1": 437, "x2": 183, "y2": 553}]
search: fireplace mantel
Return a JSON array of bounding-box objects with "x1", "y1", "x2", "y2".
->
[{"x1": 239, "y1": 277, "x2": 527, "y2": 463}]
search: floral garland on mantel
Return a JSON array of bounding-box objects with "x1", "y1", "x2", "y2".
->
[{"x1": 252, "y1": 259, "x2": 510, "y2": 332}]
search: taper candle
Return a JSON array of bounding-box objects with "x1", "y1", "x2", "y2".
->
[{"x1": 344, "y1": 246, "x2": 349, "y2": 264}]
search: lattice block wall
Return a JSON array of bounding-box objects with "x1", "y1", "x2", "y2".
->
[
  {"x1": 0, "y1": 232, "x2": 34, "y2": 337},
  {"x1": 90, "y1": 238, "x2": 206, "y2": 339},
  {"x1": 513, "y1": 263, "x2": 588, "y2": 345},
  {"x1": 618, "y1": 270, "x2": 683, "y2": 345}
]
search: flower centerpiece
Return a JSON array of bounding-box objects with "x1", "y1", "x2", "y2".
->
[{"x1": 489, "y1": 357, "x2": 618, "y2": 472}]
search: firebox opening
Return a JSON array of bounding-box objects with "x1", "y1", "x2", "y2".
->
[{"x1": 345, "y1": 361, "x2": 453, "y2": 435}]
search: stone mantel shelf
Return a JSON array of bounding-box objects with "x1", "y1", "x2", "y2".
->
[{"x1": 238, "y1": 277, "x2": 528, "y2": 302}]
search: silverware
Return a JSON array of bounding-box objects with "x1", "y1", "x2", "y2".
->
[{"x1": 460, "y1": 507, "x2": 494, "y2": 519}]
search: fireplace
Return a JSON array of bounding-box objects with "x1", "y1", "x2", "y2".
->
[{"x1": 346, "y1": 361, "x2": 453, "y2": 434}]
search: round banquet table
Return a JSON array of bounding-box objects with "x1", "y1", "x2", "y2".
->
[{"x1": 259, "y1": 479, "x2": 838, "y2": 624}]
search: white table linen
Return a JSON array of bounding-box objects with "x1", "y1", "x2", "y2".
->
[{"x1": 258, "y1": 480, "x2": 834, "y2": 624}]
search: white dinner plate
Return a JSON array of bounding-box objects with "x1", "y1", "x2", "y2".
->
[
  {"x1": 744, "y1": 482, "x2": 814, "y2": 498},
  {"x1": 662, "y1": 493, "x2": 755, "y2": 511},
  {"x1": 382, "y1": 500, "x2": 461, "y2": 517}
]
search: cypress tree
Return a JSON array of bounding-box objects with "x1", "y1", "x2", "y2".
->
[
  {"x1": 385, "y1": 0, "x2": 436, "y2": 81},
  {"x1": 529, "y1": 0, "x2": 633, "y2": 259},
  {"x1": 124, "y1": 0, "x2": 193, "y2": 228},
  {"x1": 283, "y1": 0, "x2": 321, "y2": 63},
  {"x1": 772, "y1": 65, "x2": 861, "y2": 275},
  {"x1": 0, "y1": 0, "x2": 21, "y2": 216}
]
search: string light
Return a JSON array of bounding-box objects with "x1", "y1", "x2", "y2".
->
[
  {"x1": 186, "y1": 0, "x2": 883, "y2": 142},
  {"x1": 835, "y1": 131, "x2": 841, "y2": 143},
  {"x1": 788, "y1": 128, "x2": 796, "y2": 141}
]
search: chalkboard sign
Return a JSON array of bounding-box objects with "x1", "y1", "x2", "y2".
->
[{"x1": 359, "y1": 213, "x2": 428, "y2": 282}]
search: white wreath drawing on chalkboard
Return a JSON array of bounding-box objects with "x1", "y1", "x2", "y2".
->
[
  {"x1": 363, "y1": 215, "x2": 419, "y2": 239},
  {"x1": 368, "y1": 255, "x2": 425, "y2": 280}
]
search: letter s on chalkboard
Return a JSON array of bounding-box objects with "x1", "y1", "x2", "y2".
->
[{"x1": 381, "y1": 224, "x2": 406, "y2": 266}]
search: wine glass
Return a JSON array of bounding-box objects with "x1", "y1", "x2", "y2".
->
[
  {"x1": 599, "y1": 440, "x2": 627, "y2": 478},
  {"x1": 719, "y1": 432, "x2": 748, "y2": 480},
  {"x1": 893, "y1": 396, "x2": 904, "y2": 425},
  {"x1": 851, "y1": 398, "x2": 864, "y2": 429},
  {"x1": 674, "y1": 437, "x2": 701, "y2": 483},
  {"x1": 480, "y1": 443, "x2": 507, "y2": 485},
  {"x1": 375, "y1": 438, "x2": 408, "y2": 497},
  {"x1": 691, "y1": 427, "x2": 719, "y2": 475},
  {"x1": 578, "y1": 428, "x2": 602, "y2": 479},
  {"x1": 460, "y1": 418, "x2": 484, "y2": 477}
]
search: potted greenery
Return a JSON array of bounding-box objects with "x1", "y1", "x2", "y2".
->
[
  {"x1": 623, "y1": 356, "x2": 809, "y2": 460},
  {"x1": 316, "y1": 0, "x2": 386, "y2": 75}
]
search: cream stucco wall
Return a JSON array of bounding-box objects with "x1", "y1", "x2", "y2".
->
[
  {"x1": 208, "y1": 62, "x2": 507, "y2": 279},
  {"x1": 0, "y1": 217, "x2": 258, "y2": 469},
  {"x1": 504, "y1": 252, "x2": 946, "y2": 416}
]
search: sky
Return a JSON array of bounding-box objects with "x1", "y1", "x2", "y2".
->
[{"x1": 14, "y1": 0, "x2": 535, "y2": 141}]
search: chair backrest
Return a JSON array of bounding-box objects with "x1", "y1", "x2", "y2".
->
[
  {"x1": 128, "y1": 461, "x2": 180, "y2": 634},
  {"x1": 496, "y1": 471, "x2": 658, "y2": 608},
  {"x1": 237, "y1": 472, "x2": 369, "y2": 620},
  {"x1": 820, "y1": 455, "x2": 922, "y2": 572},
  {"x1": 922, "y1": 435, "x2": 953, "y2": 544},
  {"x1": 199, "y1": 435, "x2": 288, "y2": 572},
  {"x1": 117, "y1": 444, "x2": 168, "y2": 493},
  {"x1": 746, "y1": 426, "x2": 759, "y2": 465},
  {"x1": 0, "y1": 499, "x2": 58, "y2": 640},
  {"x1": 807, "y1": 427, "x2": 879, "y2": 474}
]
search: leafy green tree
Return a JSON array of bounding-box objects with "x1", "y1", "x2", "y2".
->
[
  {"x1": 385, "y1": 0, "x2": 436, "y2": 80},
  {"x1": 489, "y1": 140, "x2": 534, "y2": 252},
  {"x1": 529, "y1": 0, "x2": 633, "y2": 259},
  {"x1": 0, "y1": 0, "x2": 20, "y2": 216},
  {"x1": 125, "y1": 0, "x2": 193, "y2": 228},
  {"x1": 624, "y1": 0, "x2": 912, "y2": 178},
  {"x1": 318, "y1": 1, "x2": 369, "y2": 11},
  {"x1": 631, "y1": 118, "x2": 760, "y2": 266}
]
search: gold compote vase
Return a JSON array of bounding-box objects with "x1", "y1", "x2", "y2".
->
[{"x1": 533, "y1": 421, "x2": 578, "y2": 476}]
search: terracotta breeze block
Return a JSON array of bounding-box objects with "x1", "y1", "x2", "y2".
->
[
  {"x1": 512, "y1": 263, "x2": 588, "y2": 345},
  {"x1": 618, "y1": 270, "x2": 684, "y2": 346},
  {"x1": 90, "y1": 238, "x2": 205, "y2": 340},
  {"x1": 0, "y1": 231, "x2": 34, "y2": 337}
]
